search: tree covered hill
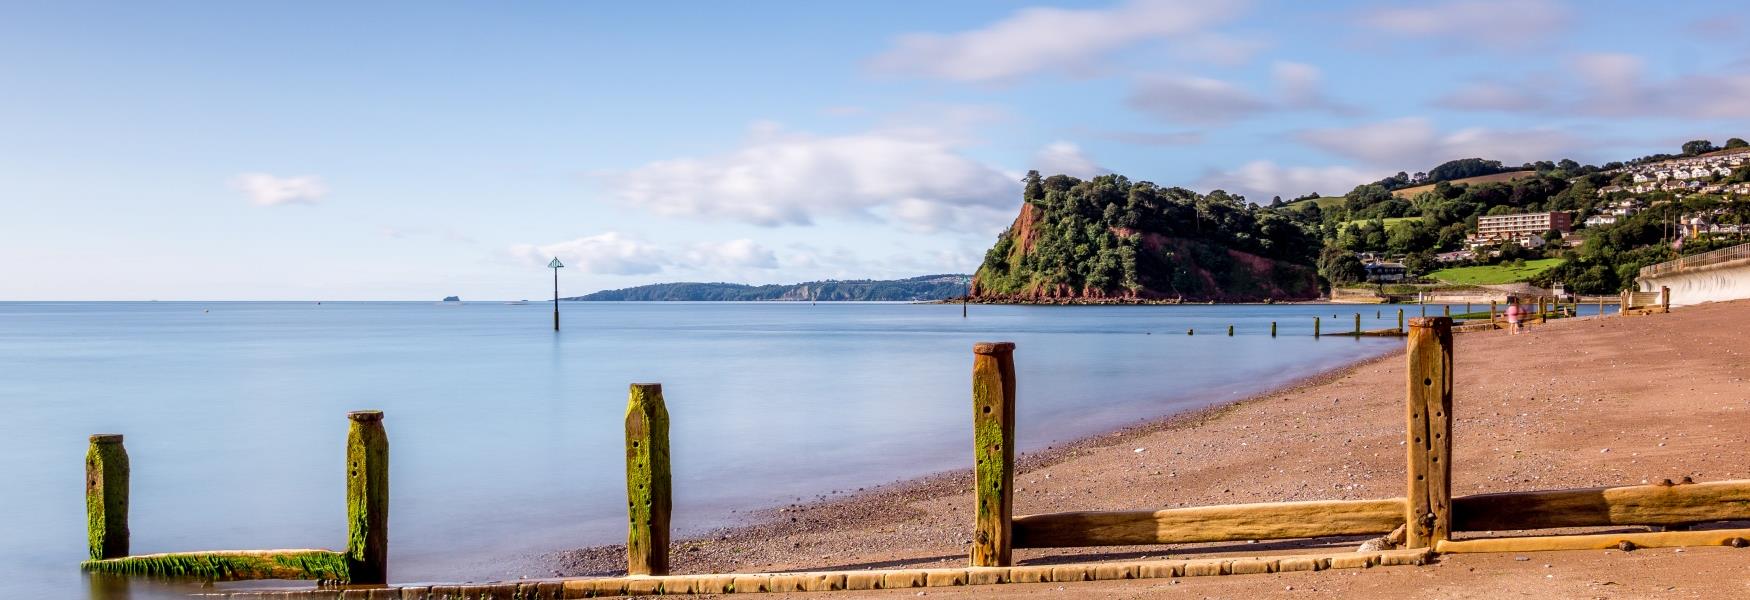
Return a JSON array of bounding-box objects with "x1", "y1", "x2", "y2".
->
[
  {"x1": 971, "y1": 172, "x2": 1322, "y2": 302},
  {"x1": 568, "y1": 275, "x2": 970, "y2": 301}
]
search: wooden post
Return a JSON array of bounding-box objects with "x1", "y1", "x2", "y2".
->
[
  {"x1": 1443, "y1": 304, "x2": 1450, "y2": 317},
  {"x1": 1405, "y1": 318, "x2": 1454, "y2": 549},
  {"x1": 1397, "y1": 309, "x2": 1404, "y2": 333},
  {"x1": 1314, "y1": 317, "x2": 1320, "y2": 338},
  {"x1": 1599, "y1": 296, "x2": 1604, "y2": 317},
  {"x1": 345, "y1": 411, "x2": 389, "y2": 584},
  {"x1": 1270, "y1": 321, "x2": 1277, "y2": 337},
  {"x1": 1661, "y1": 286, "x2": 1671, "y2": 312},
  {"x1": 1227, "y1": 325, "x2": 1234, "y2": 336},
  {"x1": 86, "y1": 434, "x2": 129, "y2": 560},
  {"x1": 1376, "y1": 309, "x2": 1381, "y2": 319},
  {"x1": 625, "y1": 384, "x2": 672, "y2": 576},
  {"x1": 971, "y1": 342, "x2": 1017, "y2": 568},
  {"x1": 1538, "y1": 297, "x2": 1548, "y2": 324},
  {"x1": 1354, "y1": 313, "x2": 1361, "y2": 336},
  {"x1": 1489, "y1": 300, "x2": 1497, "y2": 323}
]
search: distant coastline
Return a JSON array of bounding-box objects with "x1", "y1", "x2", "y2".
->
[{"x1": 565, "y1": 274, "x2": 969, "y2": 302}]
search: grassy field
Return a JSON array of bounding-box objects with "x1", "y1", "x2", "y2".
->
[
  {"x1": 1392, "y1": 171, "x2": 1538, "y2": 198},
  {"x1": 1285, "y1": 196, "x2": 1345, "y2": 211},
  {"x1": 1340, "y1": 216, "x2": 1428, "y2": 232},
  {"x1": 1426, "y1": 258, "x2": 1565, "y2": 285}
]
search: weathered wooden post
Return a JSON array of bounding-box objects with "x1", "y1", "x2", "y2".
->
[
  {"x1": 1354, "y1": 313, "x2": 1361, "y2": 335},
  {"x1": 1270, "y1": 321, "x2": 1277, "y2": 337},
  {"x1": 971, "y1": 342, "x2": 1016, "y2": 568},
  {"x1": 1314, "y1": 316, "x2": 1321, "y2": 338},
  {"x1": 1598, "y1": 296, "x2": 1604, "y2": 316},
  {"x1": 1405, "y1": 317, "x2": 1454, "y2": 549},
  {"x1": 345, "y1": 411, "x2": 389, "y2": 584},
  {"x1": 1661, "y1": 286, "x2": 1671, "y2": 312},
  {"x1": 1397, "y1": 308, "x2": 1404, "y2": 333},
  {"x1": 86, "y1": 434, "x2": 129, "y2": 560},
  {"x1": 1376, "y1": 309, "x2": 1381, "y2": 319},
  {"x1": 1489, "y1": 300, "x2": 1497, "y2": 323},
  {"x1": 1538, "y1": 297, "x2": 1548, "y2": 324},
  {"x1": 1443, "y1": 304, "x2": 1450, "y2": 317},
  {"x1": 1227, "y1": 324, "x2": 1234, "y2": 336},
  {"x1": 625, "y1": 384, "x2": 671, "y2": 576}
]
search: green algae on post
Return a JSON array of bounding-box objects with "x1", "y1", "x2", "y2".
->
[
  {"x1": 625, "y1": 383, "x2": 671, "y2": 576},
  {"x1": 81, "y1": 549, "x2": 348, "y2": 582},
  {"x1": 86, "y1": 434, "x2": 129, "y2": 561},
  {"x1": 970, "y1": 342, "x2": 1016, "y2": 567},
  {"x1": 345, "y1": 410, "x2": 389, "y2": 584}
]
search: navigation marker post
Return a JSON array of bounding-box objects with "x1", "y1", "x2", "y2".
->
[{"x1": 549, "y1": 257, "x2": 565, "y2": 331}]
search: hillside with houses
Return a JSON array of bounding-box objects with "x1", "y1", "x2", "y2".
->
[{"x1": 1288, "y1": 139, "x2": 1750, "y2": 297}]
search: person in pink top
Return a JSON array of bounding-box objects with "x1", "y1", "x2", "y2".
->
[{"x1": 1504, "y1": 295, "x2": 1522, "y2": 335}]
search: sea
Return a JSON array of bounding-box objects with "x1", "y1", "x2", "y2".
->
[{"x1": 0, "y1": 300, "x2": 1607, "y2": 597}]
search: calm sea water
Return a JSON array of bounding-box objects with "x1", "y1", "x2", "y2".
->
[{"x1": 0, "y1": 300, "x2": 1589, "y2": 597}]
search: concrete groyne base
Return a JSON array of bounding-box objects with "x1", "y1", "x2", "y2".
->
[{"x1": 204, "y1": 548, "x2": 1434, "y2": 598}]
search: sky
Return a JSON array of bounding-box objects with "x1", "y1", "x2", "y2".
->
[{"x1": 3, "y1": 0, "x2": 1748, "y2": 300}]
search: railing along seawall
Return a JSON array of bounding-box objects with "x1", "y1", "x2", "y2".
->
[{"x1": 1640, "y1": 242, "x2": 1750, "y2": 279}]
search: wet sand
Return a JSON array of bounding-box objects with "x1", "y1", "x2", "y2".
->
[{"x1": 547, "y1": 300, "x2": 1750, "y2": 598}]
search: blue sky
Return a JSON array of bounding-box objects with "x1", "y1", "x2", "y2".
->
[{"x1": 3, "y1": 0, "x2": 1747, "y2": 300}]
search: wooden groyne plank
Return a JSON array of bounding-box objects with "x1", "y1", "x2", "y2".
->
[
  {"x1": 1436, "y1": 528, "x2": 1750, "y2": 554},
  {"x1": 1452, "y1": 479, "x2": 1750, "y2": 531},
  {"x1": 624, "y1": 383, "x2": 672, "y2": 576},
  {"x1": 1011, "y1": 498, "x2": 1405, "y2": 548},
  {"x1": 208, "y1": 548, "x2": 1436, "y2": 598},
  {"x1": 83, "y1": 549, "x2": 348, "y2": 582}
]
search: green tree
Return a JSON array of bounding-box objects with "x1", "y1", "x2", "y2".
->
[
  {"x1": 1682, "y1": 139, "x2": 1717, "y2": 155},
  {"x1": 1726, "y1": 138, "x2": 1748, "y2": 149},
  {"x1": 1317, "y1": 246, "x2": 1365, "y2": 286}
]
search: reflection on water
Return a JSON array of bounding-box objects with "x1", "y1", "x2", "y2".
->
[{"x1": 0, "y1": 301, "x2": 1495, "y2": 597}]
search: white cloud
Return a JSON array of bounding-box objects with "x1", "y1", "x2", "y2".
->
[
  {"x1": 1127, "y1": 63, "x2": 1355, "y2": 124},
  {"x1": 866, "y1": 0, "x2": 1248, "y2": 83},
  {"x1": 232, "y1": 173, "x2": 326, "y2": 206},
  {"x1": 1030, "y1": 141, "x2": 1110, "y2": 179},
  {"x1": 609, "y1": 123, "x2": 1020, "y2": 231},
  {"x1": 1127, "y1": 74, "x2": 1271, "y2": 124},
  {"x1": 511, "y1": 233, "x2": 785, "y2": 277},
  {"x1": 1196, "y1": 161, "x2": 1379, "y2": 202},
  {"x1": 510, "y1": 232, "x2": 670, "y2": 275},
  {"x1": 1433, "y1": 80, "x2": 1551, "y2": 111},
  {"x1": 683, "y1": 239, "x2": 779, "y2": 270},
  {"x1": 1297, "y1": 117, "x2": 1578, "y2": 167},
  {"x1": 1568, "y1": 53, "x2": 1750, "y2": 119},
  {"x1": 1362, "y1": 0, "x2": 1571, "y2": 48}
]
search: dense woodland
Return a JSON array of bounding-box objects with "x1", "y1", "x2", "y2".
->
[{"x1": 974, "y1": 172, "x2": 1320, "y2": 300}]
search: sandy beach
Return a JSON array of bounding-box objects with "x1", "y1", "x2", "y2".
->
[{"x1": 548, "y1": 300, "x2": 1750, "y2": 598}]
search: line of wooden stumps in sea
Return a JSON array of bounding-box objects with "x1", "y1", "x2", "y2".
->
[{"x1": 83, "y1": 411, "x2": 388, "y2": 584}]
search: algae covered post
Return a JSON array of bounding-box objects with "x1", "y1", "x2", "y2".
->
[
  {"x1": 1405, "y1": 318, "x2": 1454, "y2": 549},
  {"x1": 345, "y1": 411, "x2": 388, "y2": 584},
  {"x1": 625, "y1": 383, "x2": 672, "y2": 576},
  {"x1": 971, "y1": 342, "x2": 1016, "y2": 567},
  {"x1": 86, "y1": 434, "x2": 129, "y2": 561}
]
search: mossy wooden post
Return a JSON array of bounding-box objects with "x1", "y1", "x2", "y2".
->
[
  {"x1": 1353, "y1": 313, "x2": 1361, "y2": 336},
  {"x1": 86, "y1": 434, "x2": 129, "y2": 561},
  {"x1": 625, "y1": 383, "x2": 671, "y2": 576},
  {"x1": 1270, "y1": 321, "x2": 1276, "y2": 337},
  {"x1": 1227, "y1": 325, "x2": 1233, "y2": 336},
  {"x1": 1314, "y1": 317, "x2": 1320, "y2": 338},
  {"x1": 971, "y1": 342, "x2": 1016, "y2": 568},
  {"x1": 1405, "y1": 317, "x2": 1454, "y2": 550},
  {"x1": 345, "y1": 411, "x2": 388, "y2": 584},
  {"x1": 1397, "y1": 309, "x2": 1404, "y2": 333}
]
